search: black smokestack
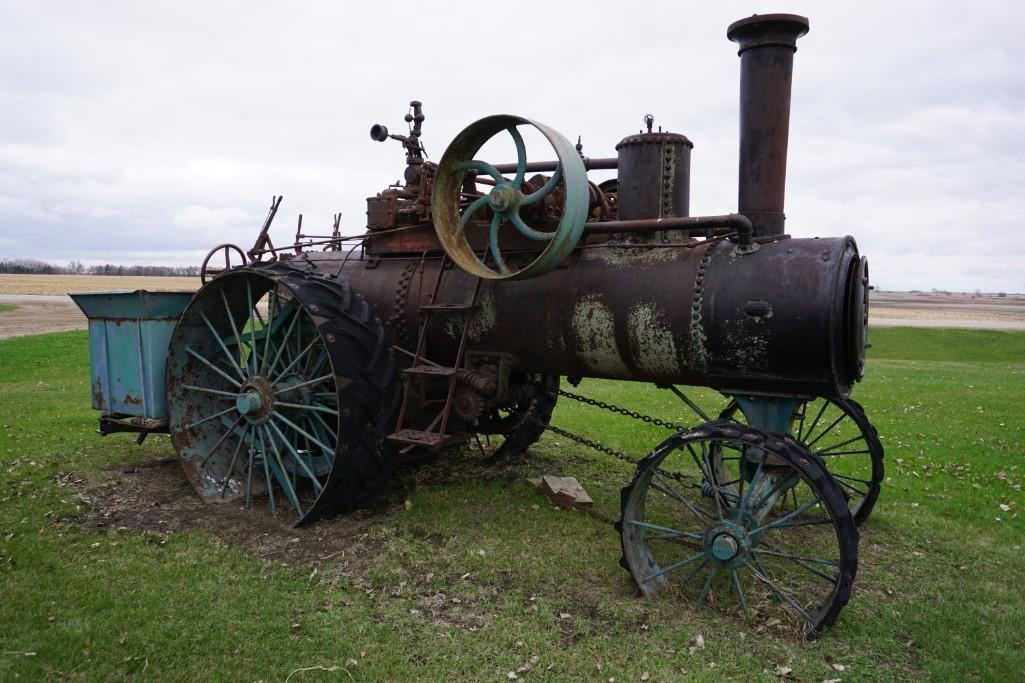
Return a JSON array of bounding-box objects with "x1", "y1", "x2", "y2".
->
[{"x1": 727, "y1": 13, "x2": 809, "y2": 238}]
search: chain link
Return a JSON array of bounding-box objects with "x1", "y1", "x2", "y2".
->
[
  {"x1": 545, "y1": 423, "x2": 643, "y2": 467},
  {"x1": 545, "y1": 388, "x2": 696, "y2": 483},
  {"x1": 556, "y1": 389, "x2": 688, "y2": 432}
]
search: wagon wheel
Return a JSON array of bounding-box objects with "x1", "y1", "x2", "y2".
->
[
  {"x1": 719, "y1": 397, "x2": 884, "y2": 525},
  {"x1": 618, "y1": 421, "x2": 858, "y2": 639},
  {"x1": 166, "y1": 264, "x2": 400, "y2": 524},
  {"x1": 474, "y1": 374, "x2": 559, "y2": 461},
  {"x1": 432, "y1": 114, "x2": 589, "y2": 280},
  {"x1": 200, "y1": 243, "x2": 247, "y2": 284}
]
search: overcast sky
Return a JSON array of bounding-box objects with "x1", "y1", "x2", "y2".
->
[{"x1": 2, "y1": 1, "x2": 1023, "y2": 291}]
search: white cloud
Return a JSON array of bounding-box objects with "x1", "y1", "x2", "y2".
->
[
  {"x1": 0, "y1": 0, "x2": 1023, "y2": 291},
  {"x1": 172, "y1": 205, "x2": 252, "y2": 231}
]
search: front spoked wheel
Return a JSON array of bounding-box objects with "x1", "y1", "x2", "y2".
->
[
  {"x1": 720, "y1": 396, "x2": 884, "y2": 525},
  {"x1": 167, "y1": 264, "x2": 400, "y2": 524},
  {"x1": 618, "y1": 421, "x2": 858, "y2": 638}
]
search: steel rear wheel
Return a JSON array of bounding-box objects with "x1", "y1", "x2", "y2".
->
[
  {"x1": 167, "y1": 263, "x2": 400, "y2": 524},
  {"x1": 720, "y1": 396, "x2": 884, "y2": 525},
  {"x1": 618, "y1": 421, "x2": 858, "y2": 638}
]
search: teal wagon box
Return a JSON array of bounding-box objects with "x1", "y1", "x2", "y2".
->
[{"x1": 70, "y1": 290, "x2": 193, "y2": 437}]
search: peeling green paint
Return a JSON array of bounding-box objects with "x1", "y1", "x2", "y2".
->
[
  {"x1": 572, "y1": 296, "x2": 630, "y2": 376},
  {"x1": 627, "y1": 303, "x2": 681, "y2": 376},
  {"x1": 580, "y1": 244, "x2": 681, "y2": 268},
  {"x1": 442, "y1": 285, "x2": 497, "y2": 341}
]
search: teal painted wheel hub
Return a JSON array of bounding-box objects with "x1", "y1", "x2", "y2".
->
[
  {"x1": 704, "y1": 520, "x2": 752, "y2": 568},
  {"x1": 711, "y1": 534, "x2": 738, "y2": 561},
  {"x1": 487, "y1": 184, "x2": 521, "y2": 213},
  {"x1": 235, "y1": 391, "x2": 263, "y2": 416}
]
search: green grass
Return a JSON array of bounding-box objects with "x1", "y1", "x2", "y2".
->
[
  {"x1": 0, "y1": 303, "x2": 17, "y2": 313},
  {"x1": 867, "y1": 326, "x2": 1025, "y2": 363},
  {"x1": 1, "y1": 328, "x2": 1023, "y2": 680}
]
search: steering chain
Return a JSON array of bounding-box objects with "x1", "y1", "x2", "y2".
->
[{"x1": 546, "y1": 388, "x2": 700, "y2": 483}]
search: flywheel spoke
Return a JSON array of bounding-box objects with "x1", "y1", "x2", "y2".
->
[
  {"x1": 521, "y1": 164, "x2": 562, "y2": 206},
  {"x1": 507, "y1": 126, "x2": 527, "y2": 186}
]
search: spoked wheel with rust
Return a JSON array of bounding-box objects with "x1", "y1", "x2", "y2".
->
[
  {"x1": 719, "y1": 397, "x2": 884, "y2": 525},
  {"x1": 618, "y1": 421, "x2": 858, "y2": 638},
  {"x1": 166, "y1": 263, "x2": 400, "y2": 524}
]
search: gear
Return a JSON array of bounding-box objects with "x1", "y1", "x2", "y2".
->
[{"x1": 452, "y1": 389, "x2": 486, "y2": 424}]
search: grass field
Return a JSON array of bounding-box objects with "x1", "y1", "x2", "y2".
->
[
  {"x1": 0, "y1": 274, "x2": 199, "y2": 295},
  {"x1": 0, "y1": 304, "x2": 16, "y2": 313},
  {"x1": 1, "y1": 328, "x2": 1023, "y2": 680}
]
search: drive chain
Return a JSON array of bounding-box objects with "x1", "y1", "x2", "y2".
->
[
  {"x1": 555, "y1": 389, "x2": 687, "y2": 432},
  {"x1": 546, "y1": 389, "x2": 696, "y2": 482}
]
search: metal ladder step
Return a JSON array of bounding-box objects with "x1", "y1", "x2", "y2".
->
[
  {"x1": 403, "y1": 365, "x2": 458, "y2": 378},
  {"x1": 418, "y1": 302, "x2": 478, "y2": 312},
  {"x1": 387, "y1": 429, "x2": 464, "y2": 448}
]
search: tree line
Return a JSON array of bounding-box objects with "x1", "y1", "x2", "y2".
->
[{"x1": 0, "y1": 258, "x2": 199, "y2": 277}]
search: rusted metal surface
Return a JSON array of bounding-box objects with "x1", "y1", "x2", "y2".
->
[
  {"x1": 615, "y1": 126, "x2": 692, "y2": 222},
  {"x1": 583, "y1": 214, "x2": 750, "y2": 241},
  {"x1": 728, "y1": 13, "x2": 809, "y2": 238},
  {"x1": 109, "y1": 11, "x2": 879, "y2": 635},
  {"x1": 304, "y1": 229, "x2": 863, "y2": 396},
  {"x1": 71, "y1": 290, "x2": 192, "y2": 433}
]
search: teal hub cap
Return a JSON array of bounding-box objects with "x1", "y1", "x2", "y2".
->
[
  {"x1": 704, "y1": 520, "x2": 752, "y2": 567},
  {"x1": 488, "y1": 184, "x2": 520, "y2": 213},
  {"x1": 711, "y1": 534, "x2": 739, "y2": 561},
  {"x1": 236, "y1": 391, "x2": 263, "y2": 416},
  {"x1": 235, "y1": 377, "x2": 275, "y2": 424}
]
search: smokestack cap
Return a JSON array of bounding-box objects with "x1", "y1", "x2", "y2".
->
[{"x1": 727, "y1": 13, "x2": 809, "y2": 55}]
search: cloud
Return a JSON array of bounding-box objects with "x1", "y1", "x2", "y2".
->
[
  {"x1": 0, "y1": 0, "x2": 1023, "y2": 291},
  {"x1": 172, "y1": 205, "x2": 252, "y2": 231}
]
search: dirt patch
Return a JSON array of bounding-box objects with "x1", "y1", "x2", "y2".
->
[
  {"x1": 60, "y1": 457, "x2": 394, "y2": 573},
  {"x1": 0, "y1": 274, "x2": 200, "y2": 296},
  {"x1": 59, "y1": 444, "x2": 562, "y2": 573},
  {"x1": 0, "y1": 274, "x2": 198, "y2": 340},
  {"x1": 871, "y1": 291, "x2": 1025, "y2": 327},
  {"x1": 0, "y1": 296, "x2": 88, "y2": 340}
]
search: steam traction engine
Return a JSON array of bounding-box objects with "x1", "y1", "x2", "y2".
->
[{"x1": 84, "y1": 14, "x2": 881, "y2": 636}]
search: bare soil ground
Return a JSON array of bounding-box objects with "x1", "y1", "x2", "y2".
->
[
  {"x1": 0, "y1": 295, "x2": 86, "y2": 340},
  {"x1": 0, "y1": 274, "x2": 199, "y2": 340},
  {"x1": 872, "y1": 291, "x2": 1025, "y2": 320},
  {"x1": 62, "y1": 444, "x2": 562, "y2": 580},
  {"x1": 0, "y1": 274, "x2": 200, "y2": 295},
  {"x1": 62, "y1": 456, "x2": 391, "y2": 572}
]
